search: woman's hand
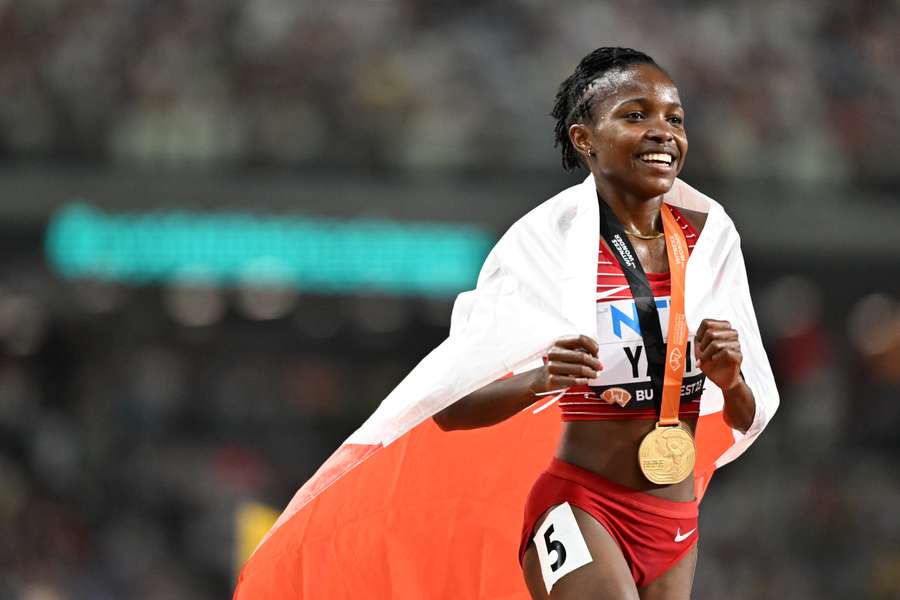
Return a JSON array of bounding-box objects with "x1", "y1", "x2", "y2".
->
[
  {"x1": 695, "y1": 318, "x2": 743, "y2": 391},
  {"x1": 695, "y1": 318, "x2": 756, "y2": 432},
  {"x1": 434, "y1": 334, "x2": 603, "y2": 431},
  {"x1": 529, "y1": 335, "x2": 603, "y2": 395}
]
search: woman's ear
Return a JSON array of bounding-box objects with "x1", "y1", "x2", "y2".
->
[{"x1": 568, "y1": 123, "x2": 594, "y2": 160}]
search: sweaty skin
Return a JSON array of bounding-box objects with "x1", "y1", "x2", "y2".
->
[{"x1": 434, "y1": 63, "x2": 756, "y2": 599}]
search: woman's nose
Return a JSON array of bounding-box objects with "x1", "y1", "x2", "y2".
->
[{"x1": 644, "y1": 127, "x2": 674, "y2": 143}]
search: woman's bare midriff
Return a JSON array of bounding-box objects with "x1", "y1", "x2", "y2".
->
[{"x1": 556, "y1": 417, "x2": 699, "y2": 503}]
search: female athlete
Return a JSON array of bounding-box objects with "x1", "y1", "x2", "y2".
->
[{"x1": 434, "y1": 47, "x2": 763, "y2": 600}]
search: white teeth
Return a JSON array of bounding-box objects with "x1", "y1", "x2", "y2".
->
[{"x1": 639, "y1": 153, "x2": 673, "y2": 165}]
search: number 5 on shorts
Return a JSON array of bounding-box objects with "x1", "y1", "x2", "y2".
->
[{"x1": 533, "y1": 502, "x2": 593, "y2": 593}]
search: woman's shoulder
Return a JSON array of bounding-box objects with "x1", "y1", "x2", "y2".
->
[{"x1": 503, "y1": 178, "x2": 588, "y2": 238}]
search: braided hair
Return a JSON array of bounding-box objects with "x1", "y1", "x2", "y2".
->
[{"x1": 552, "y1": 47, "x2": 660, "y2": 171}]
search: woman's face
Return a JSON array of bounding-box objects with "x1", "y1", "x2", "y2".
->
[{"x1": 570, "y1": 64, "x2": 688, "y2": 199}]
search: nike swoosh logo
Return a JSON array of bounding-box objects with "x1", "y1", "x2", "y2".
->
[
  {"x1": 674, "y1": 528, "x2": 696, "y2": 543},
  {"x1": 596, "y1": 285, "x2": 631, "y2": 300}
]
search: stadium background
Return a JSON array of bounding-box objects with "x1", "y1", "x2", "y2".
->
[{"x1": 0, "y1": 1, "x2": 898, "y2": 598}]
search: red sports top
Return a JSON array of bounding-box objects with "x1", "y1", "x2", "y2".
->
[{"x1": 560, "y1": 205, "x2": 703, "y2": 421}]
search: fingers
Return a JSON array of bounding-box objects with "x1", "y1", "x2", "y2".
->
[
  {"x1": 554, "y1": 334, "x2": 600, "y2": 356},
  {"x1": 699, "y1": 340, "x2": 742, "y2": 364},
  {"x1": 696, "y1": 319, "x2": 733, "y2": 342},
  {"x1": 547, "y1": 348, "x2": 603, "y2": 371},
  {"x1": 546, "y1": 349, "x2": 602, "y2": 387},
  {"x1": 547, "y1": 374, "x2": 592, "y2": 387},
  {"x1": 695, "y1": 319, "x2": 742, "y2": 370},
  {"x1": 547, "y1": 375, "x2": 589, "y2": 387},
  {"x1": 710, "y1": 347, "x2": 743, "y2": 365},
  {"x1": 547, "y1": 359, "x2": 599, "y2": 380},
  {"x1": 697, "y1": 329, "x2": 739, "y2": 353},
  {"x1": 541, "y1": 335, "x2": 603, "y2": 389},
  {"x1": 695, "y1": 320, "x2": 737, "y2": 353}
]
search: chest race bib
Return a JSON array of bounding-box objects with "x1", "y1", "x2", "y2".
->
[{"x1": 587, "y1": 297, "x2": 705, "y2": 408}]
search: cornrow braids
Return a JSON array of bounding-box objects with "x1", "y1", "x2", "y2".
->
[{"x1": 552, "y1": 47, "x2": 659, "y2": 171}]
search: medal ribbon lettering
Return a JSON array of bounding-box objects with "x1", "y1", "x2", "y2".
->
[
  {"x1": 658, "y1": 204, "x2": 689, "y2": 427},
  {"x1": 597, "y1": 198, "x2": 694, "y2": 484}
]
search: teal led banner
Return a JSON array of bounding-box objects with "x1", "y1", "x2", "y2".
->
[{"x1": 45, "y1": 204, "x2": 493, "y2": 296}]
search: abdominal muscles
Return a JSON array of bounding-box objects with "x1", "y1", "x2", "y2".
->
[{"x1": 556, "y1": 417, "x2": 699, "y2": 502}]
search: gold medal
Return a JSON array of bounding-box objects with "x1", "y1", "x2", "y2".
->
[
  {"x1": 632, "y1": 205, "x2": 695, "y2": 485},
  {"x1": 602, "y1": 203, "x2": 697, "y2": 486},
  {"x1": 638, "y1": 422, "x2": 696, "y2": 485}
]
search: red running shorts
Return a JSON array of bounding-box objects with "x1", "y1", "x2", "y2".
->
[{"x1": 519, "y1": 458, "x2": 699, "y2": 589}]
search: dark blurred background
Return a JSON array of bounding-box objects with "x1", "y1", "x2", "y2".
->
[{"x1": 0, "y1": 1, "x2": 898, "y2": 599}]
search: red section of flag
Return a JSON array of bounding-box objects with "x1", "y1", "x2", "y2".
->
[
  {"x1": 693, "y1": 412, "x2": 732, "y2": 500},
  {"x1": 235, "y1": 406, "x2": 728, "y2": 598},
  {"x1": 235, "y1": 406, "x2": 560, "y2": 599}
]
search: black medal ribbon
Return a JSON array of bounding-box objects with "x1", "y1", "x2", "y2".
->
[{"x1": 596, "y1": 197, "x2": 667, "y2": 410}]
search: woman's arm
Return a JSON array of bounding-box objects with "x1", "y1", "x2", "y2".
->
[
  {"x1": 695, "y1": 318, "x2": 755, "y2": 433},
  {"x1": 433, "y1": 335, "x2": 602, "y2": 431},
  {"x1": 432, "y1": 368, "x2": 544, "y2": 431},
  {"x1": 721, "y1": 377, "x2": 755, "y2": 433}
]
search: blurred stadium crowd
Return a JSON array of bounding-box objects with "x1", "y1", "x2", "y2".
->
[
  {"x1": 0, "y1": 0, "x2": 897, "y2": 183},
  {"x1": 0, "y1": 1, "x2": 898, "y2": 599}
]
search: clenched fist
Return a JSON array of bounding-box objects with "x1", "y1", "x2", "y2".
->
[
  {"x1": 695, "y1": 318, "x2": 743, "y2": 391},
  {"x1": 530, "y1": 334, "x2": 604, "y2": 394}
]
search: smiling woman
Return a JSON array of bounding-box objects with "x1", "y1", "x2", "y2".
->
[
  {"x1": 571, "y1": 65, "x2": 686, "y2": 204},
  {"x1": 433, "y1": 47, "x2": 775, "y2": 600},
  {"x1": 234, "y1": 47, "x2": 777, "y2": 600}
]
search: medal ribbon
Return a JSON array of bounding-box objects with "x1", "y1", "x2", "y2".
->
[
  {"x1": 597, "y1": 199, "x2": 689, "y2": 425},
  {"x1": 658, "y1": 204, "x2": 689, "y2": 426}
]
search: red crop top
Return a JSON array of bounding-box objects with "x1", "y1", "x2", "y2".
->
[{"x1": 559, "y1": 205, "x2": 705, "y2": 421}]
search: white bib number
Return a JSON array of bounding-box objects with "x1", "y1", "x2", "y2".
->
[{"x1": 533, "y1": 503, "x2": 593, "y2": 593}]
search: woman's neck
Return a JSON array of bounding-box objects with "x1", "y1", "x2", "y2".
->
[{"x1": 594, "y1": 181, "x2": 663, "y2": 235}]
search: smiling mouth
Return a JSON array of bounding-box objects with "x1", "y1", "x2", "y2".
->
[{"x1": 637, "y1": 152, "x2": 675, "y2": 167}]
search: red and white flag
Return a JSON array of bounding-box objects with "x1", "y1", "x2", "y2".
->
[{"x1": 234, "y1": 177, "x2": 778, "y2": 599}]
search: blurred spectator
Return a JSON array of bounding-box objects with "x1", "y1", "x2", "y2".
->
[{"x1": 0, "y1": 0, "x2": 895, "y2": 183}]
